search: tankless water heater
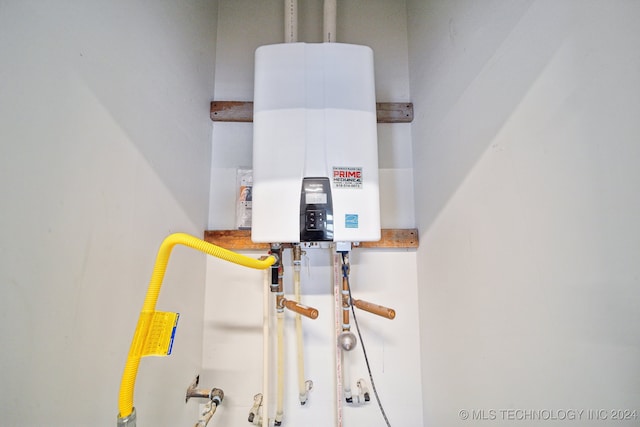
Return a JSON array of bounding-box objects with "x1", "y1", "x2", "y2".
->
[{"x1": 251, "y1": 42, "x2": 380, "y2": 244}]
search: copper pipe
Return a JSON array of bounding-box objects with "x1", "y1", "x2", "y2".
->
[
  {"x1": 276, "y1": 290, "x2": 285, "y2": 312},
  {"x1": 352, "y1": 299, "x2": 396, "y2": 320},
  {"x1": 292, "y1": 244, "x2": 302, "y2": 264},
  {"x1": 342, "y1": 275, "x2": 350, "y2": 330},
  {"x1": 271, "y1": 245, "x2": 285, "y2": 311},
  {"x1": 282, "y1": 299, "x2": 319, "y2": 319},
  {"x1": 341, "y1": 252, "x2": 351, "y2": 330}
]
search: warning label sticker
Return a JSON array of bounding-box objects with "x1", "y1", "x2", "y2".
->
[{"x1": 332, "y1": 167, "x2": 363, "y2": 189}]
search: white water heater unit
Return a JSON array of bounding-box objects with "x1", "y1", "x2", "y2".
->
[{"x1": 251, "y1": 42, "x2": 380, "y2": 244}]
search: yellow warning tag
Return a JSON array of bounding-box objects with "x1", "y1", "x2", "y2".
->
[{"x1": 130, "y1": 311, "x2": 180, "y2": 358}]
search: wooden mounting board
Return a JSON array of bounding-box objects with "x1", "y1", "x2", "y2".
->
[
  {"x1": 210, "y1": 101, "x2": 413, "y2": 123},
  {"x1": 203, "y1": 228, "x2": 418, "y2": 250}
]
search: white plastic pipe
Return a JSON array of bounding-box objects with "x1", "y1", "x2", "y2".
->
[
  {"x1": 275, "y1": 311, "x2": 285, "y2": 425},
  {"x1": 323, "y1": 0, "x2": 337, "y2": 42},
  {"x1": 341, "y1": 340, "x2": 371, "y2": 406},
  {"x1": 262, "y1": 271, "x2": 270, "y2": 427},
  {"x1": 293, "y1": 263, "x2": 309, "y2": 404},
  {"x1": 284, "y1": 0, "x2": 298, "y2": 43},
  {"x1": 333, "y1": 253, "x2": 344, "y2": 427},
  {"x1": 341, "y1": 350, "x2": 352, "y2": 403}
]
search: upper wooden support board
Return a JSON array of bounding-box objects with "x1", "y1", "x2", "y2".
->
[
  {"x1": 210, "y1": 101, "x2": 413, "y2": 123},
  {"x1": 203, "y1": 228, "x2": 419, "y2": 250}
]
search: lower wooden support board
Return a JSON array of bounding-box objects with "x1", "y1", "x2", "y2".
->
[
  {"x1": 210, "y1": 101, "x2": 413, "y2": 123},
  {"x1": 203, "y1": 228, "x2": 418, "y2": 250}
]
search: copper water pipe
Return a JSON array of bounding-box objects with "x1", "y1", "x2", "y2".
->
[
  {"x1": 342, "y1": 273, "x2": 350, "y2": 330},
  {"x1": 272, "y1": 245, "x2": 319, "y2": 319},
  {"x1": 352, "y1": 299, "x2": 396, "y2": 320},
  {"x1": 340, "y1": 251, "x2": 396, "y2": 321},
  {"x1": 282, "y1": 299, "x2": 319, "y2": 319},
  {"x1": 275, "y1": 253, "x2": 285, "y2": 312}
]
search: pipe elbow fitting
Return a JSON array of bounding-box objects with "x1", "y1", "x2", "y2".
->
[{"x1": 210, "y1": 388, "x2": 224, "y2": 405}]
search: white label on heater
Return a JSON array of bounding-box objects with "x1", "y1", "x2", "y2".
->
[{"x1": 332, "y1": 167, "x2": 363, "y2": 189}]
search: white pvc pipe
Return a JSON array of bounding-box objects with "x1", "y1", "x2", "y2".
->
[
  {"x1": 323, "y1": 0, "x2": 337, "y2": 42},
  {"x1": 284, "y1": 0, "x2": 298, "y2": 43},
  {"x1": 341, "y1": 349, "x2": 352, "y2": 403},
  {"x1": 294, "y1": 266, "x2": 308, "y2": 404},
  {"x1": 275, "y1": 311, "x2": 285, "y2": 425},
  {"x1": 262, "y1": 271, "x2": 270, "y2": 427},
  {"x1": 333, "y1": 252, "x2": 343, "y2": 427}
]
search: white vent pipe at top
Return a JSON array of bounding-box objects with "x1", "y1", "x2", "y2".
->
[
  {"x1": 324, "y1": 0, "x2": 337, "y2": 42},
  {"x1": 285, "y1": 0, "x2": 298, "y2": 43},
  {"x1": 286, "y1": 0, "x2": 336, "y2": 43}
]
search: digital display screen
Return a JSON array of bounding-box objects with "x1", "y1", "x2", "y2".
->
[{"x1": 306, "y1": 192, "x2": 327, "y2": 204}]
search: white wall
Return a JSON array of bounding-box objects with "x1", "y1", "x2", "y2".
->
[
  {"x1": 408, "y1": 0, "x2": 640, "y2": 425},
  {"x1": 205, "y1": 1, "x2": 422, "y2": 426},
  {"x1": 0, "y1": 2, "x2": 217, "y2": 426}
]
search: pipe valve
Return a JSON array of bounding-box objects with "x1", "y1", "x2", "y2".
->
[
  {"x1": 187, "y1": 376, "x2": 224, "y2": 427},
  {"x1": 186, "y1": 376, "x2": 224, "y2": 404}
]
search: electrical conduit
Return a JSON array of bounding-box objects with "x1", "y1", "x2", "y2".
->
[{"x1": 117, "y1": 233, "x2": 275, "y2": 424}]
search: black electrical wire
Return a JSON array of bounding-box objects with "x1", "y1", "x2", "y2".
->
[{"x1": 341, "y1": 252, "x2": 391, "y2": 427}]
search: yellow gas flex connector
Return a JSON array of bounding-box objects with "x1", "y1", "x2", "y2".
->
[{"x1": 117, "y1": 233, "x2": 275, "y2": 426}]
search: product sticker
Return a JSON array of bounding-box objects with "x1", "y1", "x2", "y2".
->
[
  {"x1": 345, "y1": 214, "x2": 359, "y2": 229},
  {"x1": 333, "y1": 166, "x2": 363, "y2": 189},
  {"x1": 236, "y1": 168, "x2": 253, "y2": 229}
]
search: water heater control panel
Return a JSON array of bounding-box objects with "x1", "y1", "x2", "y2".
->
[{"x1": 300, "y1": 177, "x2": 334, "y2": 242}]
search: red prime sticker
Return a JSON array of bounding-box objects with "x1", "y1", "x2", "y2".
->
[{"x1": 333, "y1": 167, "x2": 363, "y2": 189}]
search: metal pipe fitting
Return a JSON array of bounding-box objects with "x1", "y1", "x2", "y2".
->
[
  {"x1": 269, "y1": 244, "x2": 282, "y2": 292},
  {"x1": 248, "y1": 393, "x2": 263, "y2": 424},
  {"x1": 292, "y1": 244, "x2": 304, "y2": 271},
  {"x1": 299, "y1": 380, "x2": 313, "y2": 405},
  {"x1": 117, "y1": 408, "x2": 137, "y2": 427},
  {"x1": 195, "y1": 399, "x2": 220, "y2": 427},
  {"x1": 186, "y1": 376, "x2": 224, "y2": 404},
  {"x1": 187, "y1": 387, "x2": 224, "y2": 402}
]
